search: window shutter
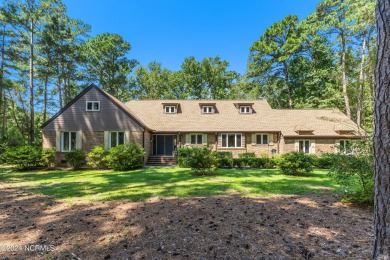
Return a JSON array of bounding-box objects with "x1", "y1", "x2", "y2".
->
[
  {"x1": 185, "y1": 134, "x2": 190, "y2": 145},
  {"x1": 269, "y1": 134, "x2": 274, "y2": 145},
  {"x1": 125, "y1": 131, "x2": 131, "y2": 144},
  {"x1": 241, "y1": 134, "x2": 245, "y2": 148},
  {"x1": 202, "y1": 134, "x2": 208, "y2": 145},
  {"x1": 310, "y1": 140, "x2": 316, "y2": 154},
  {"x1": 56, "y1": 131, "x2": 61, "y2": 152},
  {"x1": 294, "y1": 140, "x2": 299, "y2": 152},
  {"x1": 217, "y1": 134, "x2": 221, "y2": 148},
  {"x1": 76, "y1": 131, "x2": 82, "y2": 149},
  {"x1": 251, "y1": 134, "x2": 256, "y2": 145},
  {"x1": 104, "y1": 131, "x2": 110, "y2": 150}
]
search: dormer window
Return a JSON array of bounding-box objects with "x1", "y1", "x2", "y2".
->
[
  {"x1": 165, "y1": 106, "x2": 176, "y2": 114},
  {"x1": 202, "y1": 106, "x2": 214, "y2": 114},
  {"x1": 240, "y1": 106, "x2": 252, "y2": 114},
  {"x1": 86, "y1": 101, "x2": 100, "y2": 111}
]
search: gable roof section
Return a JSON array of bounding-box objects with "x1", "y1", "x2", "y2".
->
[
  {"x1": 125, "y1": 100, "x2": 363, "y2": 137},
  {"x1": 41, "y1": 84, "x2": 147, "y2": 130}
]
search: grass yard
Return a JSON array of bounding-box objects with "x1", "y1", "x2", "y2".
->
[{"x1": 0, "y1": 166, "x2": 338, "y2": 202}]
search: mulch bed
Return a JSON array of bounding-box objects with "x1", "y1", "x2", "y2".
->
[{"x1": 0, "y1": 184, "x2": 373, "y2": 259}]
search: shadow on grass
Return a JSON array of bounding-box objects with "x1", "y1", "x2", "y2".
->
[{"x1": 0, "y1": 166, "x2": 338, "y2": 202}]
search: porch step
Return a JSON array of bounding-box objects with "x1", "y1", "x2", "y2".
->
[{"x1": 146, "y1": 156, "x2": 177, "y2": 166}]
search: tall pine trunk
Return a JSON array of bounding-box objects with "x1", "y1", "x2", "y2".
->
[
  {"x1": 373, "y1": 0, "x2": 390, "y2": 258},
  {"x1": 0, "y1": 23, "x2": 5, "y2": 140},
  {"x1": 341, "y1": 34, "x2": 351, "y2": 119},
  {"x1": 43, "y1": 74, "x2": 48, "y2": 122},
  {"x1": 29, "y1": 19, "x2": 35, "y2": 144},
  {"x1": 357, "y1": 36, "x2": 366, "y2": 128}
]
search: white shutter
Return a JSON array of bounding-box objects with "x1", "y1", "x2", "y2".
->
[
  {"x1": 76, "y1": 131, "x2": 82, "y2": 149},
  {"x1": 202, "y1": 134, "x2": 208, "y2": 145},
  {"x1": 125, "y1": 131, "x2": 131, "y2": 144},
  {"x1": 251, "y1": 134, "x2": 256, "y2": 145},
  {"x1": 294, "y1": 140, "x2": 299, "y2": 152},
  {"x1": 104, "y1": 131, "x2": 110, "y2": 150},
  {"x1": 56, "y1": 131, "x2": 61, "y2": 152},
  {"x1": 310, "y1": 140, "x2": 316, "y2": 154},
  {"x1": 185, "y1": 134, "x2": 190, "y2": 145},
  {"x1": 269, "y1": 134, "x2": 274, "y2": 146},
  {"x1": 241, "y1": 134, "x2": 245, "y2": 148}
]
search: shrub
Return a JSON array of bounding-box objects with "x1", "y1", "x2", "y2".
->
[
  {"x1": 177, "y1": 148, "x2": 192, "y2": 167},
  {"x1": 214, "y1": 151, "x2": 233, "y2": 158},
  {"x1": 217, "y1": 157, "x2": 233, "y2": 168},
  {"x1": 313, "y1": 153, "x2": 333, "y2": 169},
  {"x1": 107, "y1": 144, "x2": 145, "y2": 171},
  {"x1": 238, "y1": 152, "x2": 256, "y2": 158},
  {"x1": 87, "y1": 146, "x2": 109, "y2": 169},
  {"x1": 65, "y1": 149, "x2": 86, "y2": 170},
  {"x1": 3, "y1": 145, "x2": 43, "y2": 170},
  {"x1": 186, "y1": 146, "x2": 217, "y2": 175},
  {"x1": 278, "y1": 152, "x2": 314, "y2": 175},
  {"x1": 328, "y1": 153, "x2": 373, "y2": 205},
  {"x1": 42, "y1": 148, "x2": 56, "y2": 169}
]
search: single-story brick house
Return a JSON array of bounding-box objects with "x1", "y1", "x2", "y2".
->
[{"x1": 41, "y1": 84, "x2": 363, "y2": 166}]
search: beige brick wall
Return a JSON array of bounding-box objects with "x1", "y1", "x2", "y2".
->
[
  {"x1": 144, "y1": 131, "x2": 152, "y2": 160},
  {"x1": 245, "y1": 133, "x2": 279, "y2": 157},
  {"x1": 179, "y1": 132, "x2": 280, "y2": 158},
  {"x1": 82, "y1": 131, "x2": 104, "y2": 152},
  {"x1": 282, "y1": 137, "x2": 337, "y2": 155},
  {"x1": 42, "y1": 131, "x2": 56, "y2": 149}
]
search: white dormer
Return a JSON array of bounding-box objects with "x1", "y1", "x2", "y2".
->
[{"x1": 163, "y1": 103, "x2": 180, "y2": 114}]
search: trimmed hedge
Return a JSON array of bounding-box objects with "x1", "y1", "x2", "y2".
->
[
  {"x1": 3, "y1": 145, "x2": 43, "y2": 170},
  {"x1": 65, "y1": 149, "x2": 86, "y2": 170},
  {"x1": 238, "y1": 152, "x2": 256, "y2": 158},
  {"x1": 279, "y1": 152, "x2": 314, "y2": 175}
]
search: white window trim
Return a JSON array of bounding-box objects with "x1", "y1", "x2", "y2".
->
[
  {"x1": 256, "y1": 134, "x2": 269, "y2": 144},
  {"x1": 339, "y1": 139, "x2": 352, "y2": 154},
  {"x1": 109, "y1": 131, "x2": 125, "y2": 148},
  {"x1": 298, "y1": 140, "x2": 310, "y2": 154},
  {"x1": 164, "y1": 106, "x2": 176, "y2": 114},
  {"x1": 221, "y1": 133, "x2": 243, "y2": 148},
  {"x1": 190, "y1": 134, "x2": 203, "y2": 144},
  {"x1": 61, "y1": 131, "x2": 76, "y2": 152},
  {"x1": 240, "y1": 106, "x2": 252, "y2": 114},
  {"x1": 202, "y1": 106, "x2": 214, "y2": 114},
  {"x1": 86, "y1": 101, "x2": 100, "y2": 111}
]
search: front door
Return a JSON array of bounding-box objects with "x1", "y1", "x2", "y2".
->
[{"x1": 153, "y1": 135, "x2": 176, "y2": 155}]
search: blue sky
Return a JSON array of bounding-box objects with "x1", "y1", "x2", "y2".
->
[{"x1": 64, "y1": 0, "x2": 322, "y2": 75}]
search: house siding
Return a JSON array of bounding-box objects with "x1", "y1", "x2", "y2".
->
[{"x1": 43, "y1": 87, "x2": 143, "y2": 132}]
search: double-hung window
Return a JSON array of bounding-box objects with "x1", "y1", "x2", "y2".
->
[
  {"x1": 165, "y1": 106, "x2": 176, "y2": 114},
  {"x1": 299, "y1": 140, "x2": 310, "y2": 154},
  {"x1": 62, "y1": 132, "x2": 76, "y2": 152},
  {"x1": 86, "y1": 101, "x2": 100, "y2": 111},
  {"x1": 202, "y1": 106, "x2": 214, "y2": 114},
  {"x1": 221, "y1": 133, "x2": 242, "y2": 148},
  {"x1": 256, "y1": 134, "x2": 268, "y2": 145},
  {"x1": 190, "y1": 134, "x2": 203, "y2": 144},
  {"x1": 110, "y1": 132, "x2": 125, "y2": 148},
  {"x1": 240, "y1": 106, "x2": 251, "y2": 114}
]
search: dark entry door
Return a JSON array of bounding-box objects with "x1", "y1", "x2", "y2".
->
[{"x1": 153, "y1": 135, "x2": 176, "y2": 155}]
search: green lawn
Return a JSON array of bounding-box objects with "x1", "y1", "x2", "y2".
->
[{"x1": 0, "y1": 167, "x2": 338, "y2": 202}]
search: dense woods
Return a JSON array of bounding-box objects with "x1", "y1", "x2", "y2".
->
[{"x1": 0, "y1": 0, "x2": 375, "y2": 146}]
